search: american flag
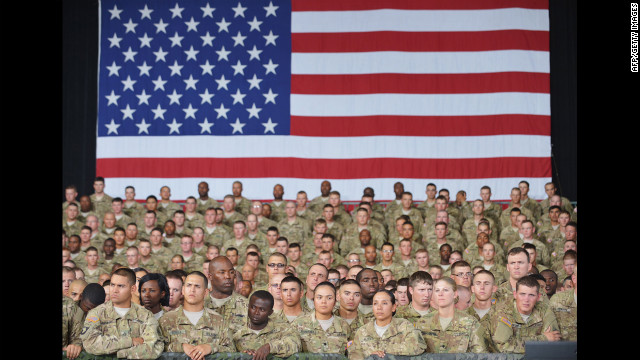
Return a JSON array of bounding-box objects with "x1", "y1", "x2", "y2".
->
[{"x1": 96, "y1": 0, "x2": 551, "y2": 202}]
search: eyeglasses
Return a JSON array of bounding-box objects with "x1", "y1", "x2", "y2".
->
[
  {"x1": 328, "y1": 278, "x2": 339, "y2": 283},
  {"x1": 348, "y1": 259, "x2": 360, "y2": 263},
  {"x1": 267, "y1": 263, "x2": 286, "y2": 268},
  {"x1": 453, "y1": 272, "x2": 473, "y2": 278},
  {"x1": 270, "y1": 283, "x2": 280, "y2": 288},
  {"x1": 382, "y1": 250, "x2": 393, "y2": 254}
]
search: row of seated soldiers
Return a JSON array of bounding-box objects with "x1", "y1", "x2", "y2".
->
[
  {"x1": 62, "y1": 180, "x2": 577, "y2": 286},
  {"x1": 63, "y1": 251, "x2": 576, "y2": 359}
]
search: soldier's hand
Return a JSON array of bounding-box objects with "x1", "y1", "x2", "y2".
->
[
  {"x1": 188, "y1": 344, "x2": 212, "y2": 360},
  {"x1": 253, "y1": 343, "x2": 271, "y2": 360},
  {"x1": 543, "y1": 326, "x2": 561, "y2": 341},
  {"x1": 370, "y1": 350, "x2": 386, "y2": 358},
  {"x1": 132, "y1": 337, "x2": 145, "y2": 346},
  {"x1": 64, "y1": 344, "x2": 82, "y2": 359}
]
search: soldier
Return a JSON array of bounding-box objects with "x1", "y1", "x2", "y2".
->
[
  {"x1": 221, "y1": 220, "x2": 258, "y2": 266},
  {"x1": 540, "y1": 182, "x2": 573, "y2": 215},
  {"x1": 183, "y1": 196, "x2": 205, "y2": 230},
  {"x1": 246, "y1": 214, "x2": 268, "y2": 250},
  {"x1": 540, "y1": 269, "x2": 559, "y2": 298},
  {"x1": 488, "y1": 275, "x2": 561, "y2": 353},
  {"x1": 373, "y1": 242, "x2": 406, "y2": 280},
  {"x1": 78, "y1": 283, "x2": 107, "y2": 317},
  {"x1": 80, "y1": 268, "x2": 164, "y2": 359},
  {"x1": 63, "y1": 184, "x2": 80, "y2": 212},
  {"x1": 334, "y1": 279, "x2": 368, "y2": 336},
  {"x1": 292, "y1": 281, "x2": 351, "y2": 353},
  {"x1": 395, "y1": 271, "x2": 435, "y2": 324},
  {"x1": 81, "y1": 246, "x2": 110, "y2": 284},
  {"x1": 348, "y1": 290, "x2": 427, "y2": 360},
  {"x1": 279, "y1": 275, "x2": 309, "y2": 322},
  {"x1": 355, "y1": 268, "x2": 379, "y2": 320},
  {"x1": 499, "y1": 207, "x2": 523, "y2": 251},
  {"x1": 156, "y1": 186, "x2": 182, "y2": 219},
  {"x1": 549, "y1": 266, "x2": 577, "y2": 341},
  {"x1": 250, "y1": 200, "x2": 278, "y2": 234},
  {"x1": 204, "y1": 256, "x2": 249, "y2": 334},
  {"x1": 268, "y1": 184, "x2": 287, "y2": 222},
  {"x1": 322, "y1": 204, "x2": 345, "y2": 246},
  {"x1": 416, "y1": 277, "x2": 488, "y2": 353},
  {"x1": 222, "y1": 195, "x2": 247, "y2": 227},
  {"x1": 111, "y1": 197, "x2": 134, "y2": 229},
  {"x1": 499, "y1": 187, "x2": 534, "y2": 230},
  {"x1": 468, "y1": 270, "x2": 499, "y2": 333},
  {"x1": 329, "y1": 191, "x2": 353, "y2": 228},
  {"x1": 384, "y1": 182, "x2": 405, "y2": 215},
  {"x1": 63, "y1": 203, "x2": 84, "y2": 237},
  {"x1": 196, "y1": 181, "x2": 221, "y2": 215},
  {"x1": 308, "y1": 180, "x2": 332, "y2": 214},
  {"x1": 90, "y1": 176, "x2": 114, "y2": 220},
  {"x1": 175, "y1": 235, "x2": 205, "y2": 272},
  {"x1": 286, "y1": 243, "x2": 308, "y2": 283},
  {"x1": 201, "y1": 207, "x2": 231, "y2": 247},
  {"x1": 138, "y1": 273, "x2": 170, "y2": 320},
  {"x1": 63, "y1": 294, "x2": 85, "y2": 359},
  {"x1": 233, "y1": 290, "x2": 302, "y2": 359},
  {"x1": 278, "y1": 201, "x2": 312, "y2": 246},
  {"x1": 159, "y1": 271, "x2": 235, "y2": 359},
  {"x1": 301, "y1": 263, "x2": 329, "y2": 312},
  {"x1": 509, "y1": 220, "x2": 552, "y2": 267},
  {"x1": 450, "y1": 260, "x2": 474, "y2": 288},
  {"x1": 122, "y1": 186, "x2": 145, "y2": 219},
  {"x1": 166, "y1": 271, "x2": 185, "y2": 311},
  {"x1": 342, "y1": 207, "x2": 387, "y2": 256},
  {"x1": 477, "y1": 242, "x2": 507, "y2": 285},
  {"x1": 294, "y1": 190, "x2": 318, "y2": 222},
  {"x1": 519, "y1": 180, "x2": 543, "y2": 221},
  {"x1": 416, "y1": 183, "x2": 438, "y2": 217},
  {"x1": 231, "y1": 181, "x2": 252, "y2": 216},
  {"x1": 386, "y1": 192, "x2": 424, "y2": 233}
]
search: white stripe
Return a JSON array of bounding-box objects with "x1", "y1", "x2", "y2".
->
[
  {"x1": 291, "y1": 93, "x2": 550, "y2": 117},
  {"x1": 291, "y1": 50, "x2": 549, "y2": 74},
  {"x1": 100, "y1": 177, "x2": 553, "y2": 203},
  {"x1": 292, "y1": 9, "x2": 549, "y2": 33},
  {"x1": 97, "y1": 135, "x2": 550, "y2": 159}
]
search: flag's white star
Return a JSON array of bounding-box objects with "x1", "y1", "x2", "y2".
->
[
  {"x1": 123, "y1": 18, "x2": 138, "y2": 33},
  {"x1": 154, "y1": 18, "x2": 169, "y2": 33},
  {"x1": 123, "y1": 47, "x2": 137, "y2": 62},
  {"x1": 231, "y1": 60, "x2": 247, "y2": 76},
  {"x1": 139, "y1": 5, "x2": 153, "y2": 20},
  {"x1": 105, "y1": 119, "x2": 120, "y2": 134},
  {"x1": 108, "y1": 5, "x2": 122, "y2": 20},
  {"x1": 136, "y1": 89, "x2": 152, "y2": 105},
  {"x1": 106, "y1": 61, "x2": 121, "y2": 76},
  {"x1": 153, "y1": 47, "x2": 168, "y2": 62},
  {"x1": 167, "y1": 118, "x2": 183, "y2": 134},
  {"x1": 136, "y1": 118, "x2": 151, "y2": 134},
  {"x1": 247, "y1": 16, "x2": 263, "y2": 32},
  {"x1": 137, "y1": 61, "x2": 152, "y2": 76},
  {"x1": 183, "y1": 103, "x2": 198, "y2": 119},
  {"x1": 216, "y1": 46, "x2": 231, "y2": 61},
  {"x1": 216, "y1": 18, "x2": 231, "y2": 33},
  {"x1": 169, "y1": 32, "x2": 184, "y2": 47},
  {"x1": 105, "y1": 90, "x2": 120, "y2": 106},
  {"x1": 263, "y1": 88, "x2": 278, "y2": 104},
  {"x1": 264, "y1": 1, "x2": 279, "y2": 17},
  {"x1": 232, "y1": 2, "x2": 247, "y2": 18},
  {"x1": 108, "y1": 33, "x2": 122, "y2": 48},
  {"x1": 184, "y1": 46, "x2": 199, "y2": 61},
  {"x1": 138, "y1": 33, "x2": 153, "y2": 47},
  {"x1": 246, "y1": 103, "x2": 262, "y2": 119},
  {"x1": 262, "y1": 118, "x2": 278, "y2": 134},
  {"x1": 151, "y1": 104, "x2": 167, "y2": 120},
  {"x1": 169, "y1": 3, "x2": 184, "y2": 18},
  {"x1": 263, "y1": 30, "x2": 278, "y2": 46},
  {"x1": 201, "y1": 32, "x2": 215, "y2": 47},
  {"x1": 152, "y1": 75, "x2": 167, "y2": 91},
  {"x1": 263, "y1": 59, "x2": 278, "y2": 75},
  {"x1": 168, "y1": 60, "x2": 183, "y2": 76},
  {"x1": 185, "y1": 17, "x2": 199, "y2": 32},
  {"x1": 199, "y1": 88, "x2": 214, "y2": 104},
  {"x1": 214, "y1": 103, "x2": 230, "y2": 119},
  {"x1": 201, "y1": 3, "x2": 215, "y2": 18},
  {"x1": 120, "y1": 104, "x2": 136, "y2": 120},
  {"x1": 247, "y1": 74, "x2": 263, "y2": 90},
  {"x1": 199, "y1": 118, "x2": 214, "y2": 134},
  {"x1": 184, "y1": 75, "x2": 199, "y2": 90},
  {"x1": 167, "y1": 89, "x2": 183, "y2": 105},
  {"x1": 230, "y1": 88, "x2": 246, "y2": 104},
  {"x1": 200, "y1": 60, "x2": 215, "y2": 76},
  {"x1": 215, "y1": 74, "x2": 231, "y2": 90},
  {"x1": 230, "y1": 118, "x2": 246, "y2": 134},
  {"x1": 121, "y1": 76, "x2": 136, "y2": 91},
  {"x1": 247, "y1": 45, "x2": 262, "y2": 61},
  {"x1": 232, "y1": 31, "x2": 247, "y2": 47}
]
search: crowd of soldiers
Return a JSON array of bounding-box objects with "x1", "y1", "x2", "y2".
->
[{"x1": 62, "y1": 177, "x2": 577, "y2": 359}]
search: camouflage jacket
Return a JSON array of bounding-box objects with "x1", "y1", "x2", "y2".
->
[
  {"x1": 415, "y1": 310, "x2": 488, "y2": 353},
  {"x1": 232, "y1": 320, "x2": 301, "y2": 358},
  {"x1": 291, "y1": 312, "x2": 352, "y2": 354},
  {"x1": 158, "y1": 305, "x2": 235, "y2": 353},
  {"x1": 203, "y1": 292, "x2": 249, "y2": 335},
  {"x1": 63, "y1": 295, "x2": 85, "y2": 348},
  {"x1": 348, "y1": 317, "x2": 427, "y2": 360},
  {"x1": 549, "y1": 289, "x2": 577, "y2": 341}
]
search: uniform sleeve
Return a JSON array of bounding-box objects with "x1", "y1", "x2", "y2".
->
[
  {"x1": 116, "y1": 315, "x2": 164, "y2": 359},
  {"x1": 268, "y1": 326, "x2": 301, "y2": 358},
  {"x1": 394, "y1": 321, "x2": 427, "y2": 356},
  {"x1": 490, "y1": 314, "x2": 523, "y2": 354},
  {"x1": 80, "y1": 310, "x2": 134, "y2": 355},
  {"x1": 468, "y1": 321, "x2": 489, "y2": 353},
  {"x1": 347, "y1": 328, "x2": 365, "y2": 360}
]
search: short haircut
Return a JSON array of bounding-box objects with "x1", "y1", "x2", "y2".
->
[
  {"x1": 516, "y1": 275, "x2": 540, "y2": 293},
  {"x1": 86, "y1": 246, "x2": 98, "y2": 254},
  {"x1": 507, "y1": 247, "x2": 530, "y2": 262},
  {"x1": 540, "y1": 269, "x2": 558, "y2": 281},
  {"x1": 288, "y1": 242, "x2": 301, "y2": 250},
  {"x1": 409, "y1": 271, "x2": 433, "y2": 288},
  {"x1": 450, "y1": 260, "x2": 471, "y2": 274},
  {"x1": 165, "y1": 270, "x2": 185, "y2": 283},
  {"x1": 226, "y1": 247, "x2": 239, "y2": 255},
  {"x1": 112, "y1": 267, "x2": 136, "y2": 285},
  {"x1": 139, "y1": 273, "x2": 170, "y2": 306},
  {"x1": 381, "y1": 242, "x2": 394, "y2": 250},
  {"x1": 281, "y1": 275, "x2": 304, "y2": 290},
  {"x1": 339, "y1": 279, "x2": 361, "y2": 289},
  {"x1": 355, "y1": 268, "x2": 376, "y2": 283},
  {"x1": 522, "y1": 243, "x2": 537, "y2": 252},
  {"x1": 250, "y1": 290, "x2": 274, "y2": 309},
  {"x1": 374, "y1": 289, "x2": 396, "y2": 305},
  {"x1": 268, "y1": 252, "x2": 288, "y2": 264},
  {"x1": 473, "y1": 269, "x2": 495, "y2": 282},
  {"x1": 321, "y1": 233, "x2": 336, "y2": 243},
  {"x1": 563, "y1": 250, "x2": 577, "y2": 261},
  {"x1": 315, "y1": 281, "x2": 336, "y2": 295},
  {"x1": 187, "y1": 271, "x2": 209, "y2": 289},
  {"x1": 81, "y1": 283, "x2": 106, "y2": 306},
  {"x1": 529, "y1": 273, "x2": 546, "y2": 283}
]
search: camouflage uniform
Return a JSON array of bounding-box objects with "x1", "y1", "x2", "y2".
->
[
  {"x1": 415, "y1": 310, "x2": 488, "y2": 353},
  {"x1": 139, "y1": 257, "x2": 165, "y2": 274},
  {"x1": 278, "y1": 217, "x2": 312, "y2": 247},
  {"x1": 499, "y1": 226, "x2": 522, "y2": 252},
  {"x1": 269, "y1": 201, "x2": 287, "y2": 223},
  {"x1": 221, "y1": 237, "x2": 259, "y2": 266},
  {"x1": 348, "y1": 317, "x2": 427, "y2": 360},
  {"x1": 308, "y1": 196, "x2": 329, "y2": 214},
  {"x1": 82, "y1": 266, "x2": 110, "y2": 284},
  {"x1": 372, "y1": 262, "x2": 408, "y2": 281},
  {"x1": 385, "y1": 208, "x2": 424, "y2": 234},
  {"x1": 123, "y1": 201, "x2": 145, "y2": 219},
  {"x1": 185, "y1": 212, "x2": 206, "y2": 230},
  {"x1": 340, "y1": 223, "x2": 387, "y2": 256},
  {"x1": 158, "y1": 305, "x2": 235, "y2": 353},
  {"x1": 234, "y1": 197, "x2": 253, "y2": 216},
  {"x1": 333, "y1": 309, "x2": 371, "y2": 340},
  {"x1": 182, "y1": 253, "x2": 206, "y2": 273},
  {"x1": 232, "y1": 320, "x2": 301, "y2": 358},
  {"x1": 549, "y1": 289, "x2": 577, "y2": 341},
  {"x1": 80, "y1": 300, "x2": 164, "y2": 359},
  {"x1": 462, "y1": 217, "x2": 499, "y2": 245},
  {"x1": 222, "y1": 211, "x2": 247, "y2": 228},
  {"x1": 157, "y1": 201, "x2": 182, "y2": 220},
  {"x1": 463, "y1": 241, "x2": 506, "y2": 267},
  {"x1": 63, "y1": 295, "x2": 85, "y2": 348},
  {"x1": 203, "y1": 225, "x2": 231, "y2": 248},
  {"x1": 326, "y1": 221, "x2": 345, "y2": 247},
  {"x1": 465, "y1": 304, "x2": 499, "y2": 352},
  {"x1": 247, "y1": 231, "x2": 269, "y2": 251},
  {"x1": 499, "y1": 205, "x2": 534, "y2": 230},
  {"x1": 540, "y1": 196, "x2": 573, "y2": 215},
  {"x1": 257, "y1": 216, "x2": 278, "y2": 234},
  {"x1": 521, "y1": 197, "x2": 543, "y2": 222},
  {"x1": 421, "y1": 226, "x2": 464, "y2": 250},
  {"x1": 64, "y1": 219, "x2": 85, "y2": 237},
  {"x1": 196, "y1": 198, "x2": 221, "y2": 215},
  {"x1": 90, "y1": 193, "x2": 114, "y2": 220},
  {"x1": 488, "y1": 299, "x2": 559, "y2": 353},
  {"x1": 115, "y1": 214, "x2": 135, "y2": 230},
  {"x1": 203, "y1": 292, "x2": 249, "y2": 335},
  {"x1": 332, "y1": 206, "x2": 354, "y2": 228},
  {"x1": 291, "y1": 312, "x2": 352, "y2": 354},
  {"x1": 493, "y1": 281, "x2": 550, "y2": 308},
  {"x1": 508, "y1": 239, "x2": 552, "y2": 267},
  {"x1": 482, "y1": 202, "x2": 503, "y2": 226},
  {"x1": 394, "y1": 303, "x2": 436, "y2": 326},
  {"x1": 150, "y1": 247, "x2": 173, "y2": 270}
]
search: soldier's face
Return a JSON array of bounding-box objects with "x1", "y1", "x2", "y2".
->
[
  {"x1": 224, "y1": 198, "x2": 235, "y2": 212},
  {"x1": 395, "y1": 285, "x2": 409, "y2": 306},
  {"x1": 544, "y1": 184, "x2": 556, "y2": 198},
  {"x1": 141, "y1": 280, "x2": 165, "y2": 311},
  {"x1": 262, "y1": 205, "x2": 272, "y2": 218},
  {"x1": 372, "y1": 291, "x2": 396, "y2": 321},
  {"x1": 507, "y1": 253, "x2": 531, "y2": 280},
  {"x1": 209, "y1": 260, "x2": 236, "y2": 294},
  {"x1": 510, "y1": 190, "x2": 521, "y2": 204},
  {"x1": 359, "y1": 231, "x2": 371, "y2": 246},
  {"x1": 416, "y1": 252, "x2": 429, "y2": 267},
  {"x1": 314, "y1": 285, "x2": 336, "y2": 316},
  {"x1": 401, "y1": 224, "x2": 414, "y2": 239},
  {"x1": 321, "y1": 181, "x2": 331, "y2": 196},
  {"x1": 173, "y1": 214, "x2": 185, "y2": 227},
  {"x1": 318, "y1": 254, "x2": 332, "y2": 268},
  {"x1": 409, "y1": 282, "x2": 433, "y2": 307},
  {"x1": 285, "y1": 203, "x2": 296, "y2": 217},
  {"x1": 358, "y1": 270, "x2": 379, "y2": 299},
  {"x1": 399, "y1": 241, "x2": 412, "y2": 256},
  {"x1": 323, "y1": 207, "x2": 334, "y2": 220},
  {"x1": 401, "y1": 195, "x2": 412, "y2": 209},
  {"x1": 426, "y1": 185, "x2": 436, "y2": 199},
  {"x1": 306, "y1": 265, "x2": 328, "y2": 291},
  {"x1": 251, "y1": 202, "x2": 263, "y2": 215},
  {"x1": 86, "y1": 251, "x2": 99, "y2": 266},
  {"x1": 110, "y1": 274, "x2": 135, "y2": 306},
  {"x1": 183, "y1": 274, "x2": 206, "y2": 306},
  {"x1": 381, "y1": 246, "x2": 394, "y2": 261},
  {"x1": 80, "y1": 197, "x2": 92, "y2": 212},
  {"x1": 93, "y1": 181, "x2": 105, "y2": 193},
  {"x1": 167, "y1": 278, "x2": 184, "y2": 308},
  {"x1": 296, "y1": 193, "x2": 307, "y2": 207},
  {"x1": 185, "y1": 199, "x2": 197, "y2": 212},
  {"x1": 69, "y1": 283, "x2": 85, "y2": 302},
  {"x1": 66, "y1": 206, "x2": 78, "y2": 220},
  {"x1": 248, "y1": 297, "x2": 273, "y2": 327},
  {"x1": 472, "y1": 273, "x2": 496, "y2": 301},
  {"x1": 111, "y1": 201, "x2": 123, "y2": 214},
  {"x1": 281, "y1": 282, "x2": 303, "y2": 307},
  {"x1": 482, "y1": 243, "x2": 495, "y2": 261},
  {"x1": 519, "y1": 183, "x2": 529, "y2": 196},
  {"x1": 232, "y1": 182, "x2": 243, "y2": 197},
  {"x1": 198, "y1": 182, "x2": 209, "y2": 197},
  {"x1": 514, "y1": 285, "x2": 540, "y2": 315},
  {"x1": 180, "y1": 238, "x2": 193, "y2": 253},
  {"x1": 364, "y1": 246, "x2": 377, "y2": 262},
  {"x1": 480, "y1": 189, "x2": 491, "y2": 202},
  {"x1": 287, "y1": 247, "x2": 301, "y2": 261},
  {"x1": 62, "y1": 272, "x2": 75, "y2": 296},
  {"x1": 273, "y1": 185, "x2": 284, "y2": 200},
  {"x1": 338, "y1": 284, "x2": 362, "y2": 311},
  {"x1": 276, "y1": 241, "x2": 288, "y2": 255},
  {"x1": 125, "y1": 188, "x2": 135, "y2": 201},
  {"x1": 356, "y1": 211, "x2": 369, "y2": 226}
]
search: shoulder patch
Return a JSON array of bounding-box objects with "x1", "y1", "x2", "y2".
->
[
  {"x1": 87, "y1": 316, "x2": 100, "y2": 323},
  {"x1": 465, "y1": 249, "x2": 470, "y2": 254},
  {"x1": 346, "y1": 341, "x2": 353, "y2": 349},
  {"x1": 491, "y1": 298, "x2": 496, "y2": 305},
  {"x1": 499, "y1": 316, "x2": 512, "y2": 328}
]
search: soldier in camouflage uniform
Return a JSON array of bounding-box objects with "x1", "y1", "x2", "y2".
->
[
  {"x1": 221, "y1": 195, "x2": 247, "y2": 227},
  {"x1": 518, "y1": 181, "x2": 543, "y2": 222},
  {"x1": 508, "y1": 220, "x2": 551, "y2": 267},
  {"x1": 159, "y1": 272, "x2": 235, "y2": 358},
  {"x1": 90, "y1": 177, "x2": 114, "y2": 221},
  {"x1": 233, "y1": 290, "x2": 302, "y2": 358},
  {"x1": 156, "y1": 186, "x2": 182, "y2": 220},
  {"x1": 395, "y1": 271, "x2": 436, "y2": 325},
  {"x1": 385, "y1": 192, "x2": 424, "y2": 236},
  {"x1": 348, "y1": 290, "x2": 427, "y2": 360},
  {"x1": 334, "y1": 279, "x2": 370, "y2": 339},
  {"x1": 540, "y1": 182, "x2": 574, "y2": 216},
  {"x1": 329, "y1": 191, "x2": 353, "y2": 228},
  {"x1": 479, "y1": 186, "x2": 502, "y2": 230},
  {"x1": 499, "y1": 187, "x2": 534, "y2": 230},
  {"x1": 63, "y1": 295, "x2": 85, "y2": 358},
  {"x1": 494, "y1": 248, "x2": 550, "y2": 306},
  {"x1": 201, "y1": 208, "x2": 231, "y2": 248},
  {"x1": 292, "y1": 282, "x2": 352, "y2": 354},
  {"x1": 383, "y1": 182, "x2": 405, "y2": 215},
  {"x1": 80, "y1": 268, "x2": 164, "y2": 359},
  {"x1": 195, "y1": 182, "x2": 221, "y2": 215},
  {"x1": 231, "y1": 181, "x2": 253, "y2": 216},
  {"x1": 64, "y1": 203, "x2": 85, "y2": 237},
  {"x1": 204, "y1": 256, "x2": 249, "y2": 335},
  {"x1": 278, "y1": 202, "x2": 312, "y2": 247},
  {"x1": 488, "y1": 276, "x2": 561, "y2": 353},
  {"x1": 340, "y1": 207, "x2": 387, "y2": 256},
  {"x1": 220, "y1": 220, "x2": 259, "y2": 267},
  {"x1": 372, "y1": 242, "x2": 407, "y2": 280},
  {"x1": 549, "y1": 267, "x2": 577, "y2": 341},
  {"x1": 308, "y1": 180, "x2": 332, "y2": 214}
]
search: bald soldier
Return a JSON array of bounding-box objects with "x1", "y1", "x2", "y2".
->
[{"x1": 204, "y1": 256, "x2": 249, "y2": 334}]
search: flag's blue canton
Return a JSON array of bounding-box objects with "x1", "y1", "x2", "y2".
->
[{"x1": 98, "y1": 0, "x2": 291, "y2": 136}]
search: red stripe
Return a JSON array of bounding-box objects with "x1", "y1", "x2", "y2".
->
[
  {"x1": 291, "y1": 73, "x2": 549, "y2": 95},
  {"x1": 97, "y1": 157, "x2": 551, "y2": 179},
  {"x1": 292, "y1": 31, "x2": 549, "y2": 53},
  {"x1": 292, "y1": 0, "x2": 548, "y2": 11},
  {"x1": 290, "y1": 115, "x2": 550, "y2": 137}
]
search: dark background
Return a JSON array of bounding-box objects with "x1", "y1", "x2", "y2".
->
[{"x1": 62, "y1": 0, "x2": 578, "y2": 202}]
